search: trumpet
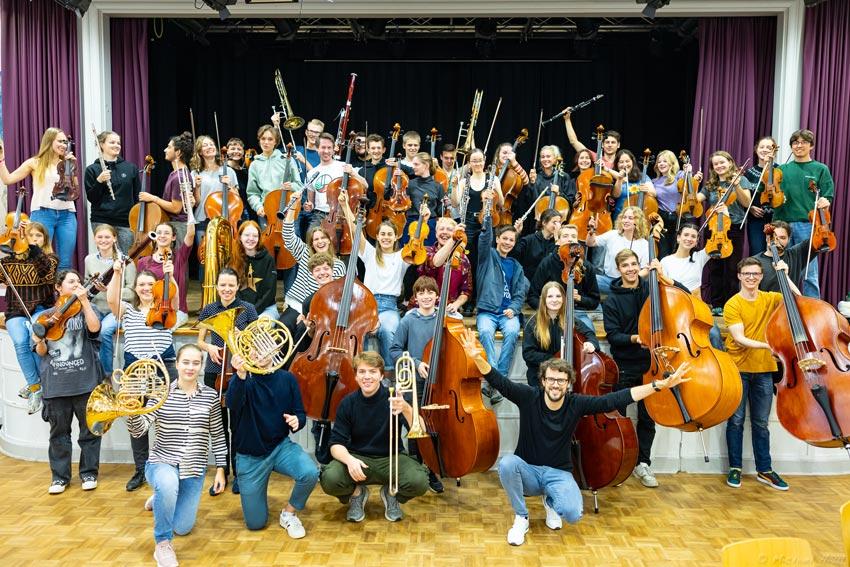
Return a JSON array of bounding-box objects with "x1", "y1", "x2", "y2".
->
[
  {"x1": 274, "y1": 68, "x2": 305, "y2": 131},
  {"x1": 177, "y1": 167, "x2": 197, "y2": 224},
  {"x1": 456, "y1": 89, "x2": 483, "y2": 161}
]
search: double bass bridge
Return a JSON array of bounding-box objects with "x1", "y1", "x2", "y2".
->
[{"x1": 653, "y1": 346, "x2": 680, "y2": 374}]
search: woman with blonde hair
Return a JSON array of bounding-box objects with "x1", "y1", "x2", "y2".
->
[
  {"x1": 586, "y1": 205, "x2": 654, "y2": 295},
  {"x1": 0, "y1": 128, "x2": 78, "y2": 270},
  {"x1": 652, "y1": 149, "x2": 703, "y2": 257}
]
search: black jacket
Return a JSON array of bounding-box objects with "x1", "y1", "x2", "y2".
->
[
  {"x1": 511, "y1": 232, "x2": 557, "y2": 283},
  {"x1": 84, "y1": 157, "x2": 140, "y2": 227},
  {"x1": 407, "y1": 175, "x2": 442, "y2": 219},
  {"x1": 527, "y1": 250, "x2": 600, "y2": 311},
  {"x1": 522, "y1": 314, "x2": 599, "y2": 386}
]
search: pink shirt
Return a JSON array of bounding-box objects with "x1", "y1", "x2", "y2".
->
[{"x1": 136, "y1": 243, "x2": 192, "y2": 313}]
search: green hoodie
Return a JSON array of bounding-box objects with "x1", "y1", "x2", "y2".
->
[{"x1": 246, "y1": 148, "x2": 304, "y2": 213}]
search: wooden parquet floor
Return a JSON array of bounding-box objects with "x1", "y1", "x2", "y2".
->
[{"x1": 0, "y1": 455, "x2": 847, "y2": 566}]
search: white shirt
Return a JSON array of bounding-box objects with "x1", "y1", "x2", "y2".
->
[
  {"x1": 594, "y1": 231, "x2": 650, "y2": 277},
  {"x1": 359, "y1": 242, "x2": 409, "y2": 296},
  {"x1": 660, "y1": 250, "x2": 710, "y2": 293},
  {"x1": 305, "y1": 161, "x2": 345, "y2": 213}
]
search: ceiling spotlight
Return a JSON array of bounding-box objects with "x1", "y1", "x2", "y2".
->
[
  {"x1": 202, "y1": 0, "x2": 236, "y2": 21},
  {"x1": 271, "y1": 19, "x2": 299, "y2": 41},
  {"x1": 475, "y1": 19, "x2": 498, "y2": 41},
  {"x1": 53, "y1": 0, "x2": 91, "y2": 17},
  {"x1": 575, "y1": 18, "x2": 600, "y2": 41},
  {"x1": 638, "y1": 0, "x2": 672, "y2": 20}
]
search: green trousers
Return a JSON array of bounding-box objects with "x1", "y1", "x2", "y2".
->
[{"x1": 320, "y1": 452, "x2": 429, "y2": 504}]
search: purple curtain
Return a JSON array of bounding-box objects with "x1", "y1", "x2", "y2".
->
[
  {"x1": 801, "y1": 0, "x2": 850, "y2": 306},
  {"x1": 0, "y1": 0, "x2": 85, "y2": 271},
  {"x1": 110, "y1": 18, "x2": 149, "y2": 170},
  {"x1": 689, "y1": 18, "x2": 776, "y2": 170}
]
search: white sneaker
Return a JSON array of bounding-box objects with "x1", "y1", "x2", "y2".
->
[
  {"x1": 633, "y1": 462, "x2": 659, "y2": 488},
  {"x1": 542, "y1": 495, "x2": 562, "y2": 530},
  {"x1": 144, "y1": 495, "x2": 154, "y2": 511},
  {"x1": 18, "y1": 385, "x2": 32, "y2": 399},
  {"x1": 153, "y1": 540, "x2": 179, "y2": 567},
  {"x1": 507, "y1": 515, "x2": 529, "y2": 546},
  {"x1": 81, "y1": 475, "x2": 98, "y2": 491},
  {"x1": 279, "y1": 510, "x2": 306, "y2": 539},
  {"x1": 27, "y1": 390, "x2": 43, "y2": 415},
  {"x1": 48, "y1": 480, "x2": 67, "y2": 494}
]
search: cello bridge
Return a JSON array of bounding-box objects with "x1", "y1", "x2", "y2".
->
[{"x1": 327, "y1": 347, "x2": 348, "y2": 354}]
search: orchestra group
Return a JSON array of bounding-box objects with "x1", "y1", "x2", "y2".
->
[{"x1": 0, "y1": 86, "x2": 846, "y2": 565}]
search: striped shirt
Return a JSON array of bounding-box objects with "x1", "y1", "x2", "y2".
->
[
  {"x1": 121, "y1": 302, "x2": 174, "y2": 359},
  {"x1": 126, "y1": 380, "x2": 227, "y2": 479},
  {"x1": 281, "y1": 219, "x2": 346, "y2": 309}
]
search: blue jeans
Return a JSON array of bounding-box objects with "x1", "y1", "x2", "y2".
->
[
  {"x1": 746, "y1": 214, "x2": 769, "y2": 257},
  {"x1": 497, "y1": 454, "x2": 583, "y2": 523},
  {"x1": 725, "y1": 372, "x2": 774, "y2": 472},
  {"x1": 788, "y1": 221, "x2": 819, "y2": 297},
  {"x1": 476, "y1": 311, "x2": 521, "y2": 377},
  {"x1": 235, "y1": 437, "x2": 319, "y2": 530},
  {"x1": 374, "y1": 294, "x2": 400, "y2": 370},
  {"x1": 575, "y1": 310, "x2": 594, "y2": 335},
  {"x1": 258, "y1": 304, "x2": 280, "y2": 320},
  {"x1": 597, "y1": 274, "x2": 614, "y2": 297},
  {"x1": 6, "y1": 308, "x2": 46, "y2": 387},
  {"x1": 30, "y1": 208, "x2": 77, "y2": 271},
  {"x1": 95, "y1": 308, "x2": 118, "y2": 375},
  {"x1": 145, "y1": 462, "x2": 205, "y2": 543}
]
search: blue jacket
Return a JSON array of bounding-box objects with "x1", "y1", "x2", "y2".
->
[{"x1": 476, "y1": 214, "x2": 529, "y2": 314}]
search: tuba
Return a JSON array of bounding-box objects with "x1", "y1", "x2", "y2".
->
[
  {"x1": 86, "y1": 357, "x2": 171, "y2": 436},
  {"x1": 200, "y1": 213, "x2": 232, "y2": 306},
  {"x1": 455, "y1": 89, "x2": 483, "y2": 160},
  {"x1": 274, "y1": 68, "x2": 305, "y2": 131},
  {"x1": 196, "y1": 306, "x2": 295, "y2": 375}
]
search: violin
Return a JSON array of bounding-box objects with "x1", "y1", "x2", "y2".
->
[
  {"x1": 52, "y1": 138, "x2": 79, "y2": 202},
  {"x1": 559, "y1": 242, "x2": 585, "y2": 285},
  {"x1": 703, "y1": 176, "x2": 739, "y2": 259},
  {"x1": 534, "y1": 158, "x2": 570, "y2": 220},
  {"x1": 807, "y1": 181, "x2": 836, "y2": 252},
  {"x1": 146, "y1": 247, "x2": 178, "y2": 330},
  {"x1": 401, "y1": 195, "x2": 430, "y2": 265},
  {"x1": 202, "y1": 148, "x2": 244, "y2": 225},
  {"x1": 450, "y1": 227, "x2": 468, "y2": 269},
  {"x1": 639, "y1": 213, "x2": 742, "y2": 459},
  {"x1": 382, "y1": 152, "x2": 411, "y2": 236},
  {"x1": 477, "y1": 166, "x2": 502, "y2": 226},
  {"x1": 128, "y1": 155, "x2": 165, "y2": 258},
  {"x1": 367, "y1": 124, "x2": 402, "y2": 239},
  {"x1": 261, "y1": 143, "x2": 299, "y2": 269},
  {"x1": 291, "y1": 202, "x2": 378, "y2": 443},
  {"x1": 676, "y1": 151, "x2": 704, "y2": 219},
  {"x1": 763, "y1": 224, "x2": 850, "y2": 452},
  {"x1": 429, "y1": 128, "x2": 449, "y2": 191},
  {"x1": 324, "y1": 132, "x2": 367, "y2": 255},
  {"x1": 243, "y1": 148, "x2": 257, "y2": 168},
  {"x1": 497, "y1": 128, "x2": 529, "y2": 225},
  {"x1": 561, "y1": 242, "x2": 638, "y2": 503},
  {"x1": 758, "y1": 143, "x2": 785, "y2": 211},
  {"x1": 33, "y1": 238, "x2": 150, "y2": 339},
  {"x1": 625, "y1": 148, "x2": 658, "y2": 216},
  {"x1": 0, "y1": 187, "x2": 30, "y2": 256},
  {"x1": 416, "y1": 228, "x2": 499, "y2": 478}
]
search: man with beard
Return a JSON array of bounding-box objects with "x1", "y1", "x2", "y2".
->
[
  {"x1": 457, "y1": 328, "x2": 688, "y2": 546},
  {"x1": 748, "y1": 219, "x2": 831, "y2": 293}
]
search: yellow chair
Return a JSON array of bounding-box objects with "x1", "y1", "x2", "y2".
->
[
  {"x1": 721, "y1": 537, "x2": 814, "y2": 567},
  {"x1": 841, "y1": 500, "x2": 850, "y2": 566}
]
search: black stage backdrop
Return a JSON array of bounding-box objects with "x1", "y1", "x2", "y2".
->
[{"x1": 147, "y1": 23, "x2": 698, "y2": 192}]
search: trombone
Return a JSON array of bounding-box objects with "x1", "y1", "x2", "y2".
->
[
  {"x1": 274, "y1": 68, "x2": 305, "y2": 148},
  {"x1": 389, "y1": 352, "x2": 428, "y2": 495},
  {"x1": 455, "y1": 89, "x2": 483, "y2": 165}
]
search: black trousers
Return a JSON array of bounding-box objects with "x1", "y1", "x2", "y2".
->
[
  {"x1": 44, "y1": 393, "x2": 101, "y2": 483},
  {"x1": 614, "y1": 369, "x2": 656, "y2": 467},
  {"x1": 704, "y1": 225, "x2": 745, "y2": 308}
]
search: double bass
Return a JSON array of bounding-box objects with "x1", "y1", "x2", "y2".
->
[
  {"x1": 764, "y1": 226, "x2": 850, "y2": 455},
  {"x1": 416, "y1": 225, "x2": 499, "y2": 479},
  {"x1": 560, "y1": 244, "x2": 638, "y2": 512},
  {"x1": 323, "y1": 133, "x2": 367, "y2": 256},
  {"x1": 128, "y1": 156, "x2": 164, "y2": 258},
  {"x1": 261, "y1": 143, "x2": 298, "y2": 270},
  {"x1": 639, "y1": 214, "x2": 742, "y2": 460},
  {"x1": 496, "y1": 128, "x2": 529, "y2": 225},
  {"x1": 291, "y1": 201, "x2": 378, "y2": 448}
]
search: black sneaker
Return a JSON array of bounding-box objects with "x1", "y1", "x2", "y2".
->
[
  {"x1": 126, "y1": 470, "x2": 145, "y2": 492},
  {"x1": 428, "y1": 471, "x2": 444, "y2": 494},
  {"x1": 231, "y1": 477, "x2": 240, "y2": 494},
  {"x1": 726, "y1": 468, "x2": 742, "y2": 488}
]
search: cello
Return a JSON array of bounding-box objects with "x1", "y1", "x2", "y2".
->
[
  {"x1": 676, "y1": 151, "x2": 703, "y2": 227},
  {"x1": 534, "y1": 158, "x2": 570, "y2": 220},
  {"x1": 261, "y1": 143, "x2": 298, "y2": 270},
  {"x1": 639, "y1": 214, "x2": 742, "y2": 460},
  {"x1": 128, "y1": 155, "x2": 164, "y2": 258},
  {"x1": 324, "y1": 133, "x2": 367, "y2": 256},
  {"x1": 202, "y1": 148, "x2": 244, "y2": 226},
  {"x1": 764, "y1": 225, "x2": 850, "y2": 455},
  {"x1": 429, "y1": 128, "x2": 449, "y2": 192},
  {"x1": 291, "y1": 200, "x2": 378, "y2": 445},
  {"x1": 560, "y1": 243, "x2": 637, "y2": 512},
  {"x1": 572, "y1": 126, "x2": 614, "y2": 239},
  {"x1": 416, "y1": 221, "x2": 499, "y2": 479},
  {"x1": 497, "y1": 128, "x2": 529, "y2": 225},
  {"x1": 370, "y1": 124, "x2": 405, "y2": 239}
]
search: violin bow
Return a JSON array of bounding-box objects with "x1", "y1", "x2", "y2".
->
[
  {"x1": 802, "y1": 179, "x2": 819, "y2": 292},
  {"x1": 482, "y1": 97, "x2": 502, "y2": 158},
  {"x1": 532, "y1": 108, "x2": 543, "y2": 171},
  {"x1": 696, "y1": 158, "x2": 750, "y2": 235}
]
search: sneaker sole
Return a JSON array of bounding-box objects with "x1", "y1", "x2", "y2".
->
[
  {"x1": 726, "y1": 481, "x2": 741, "y2": 488},
  {"x1": 756, "y1": 475, "x2": 789, "y2": 491},
  {"x1": 542, "y1": 497, "x2": 563, "y2": 530}
]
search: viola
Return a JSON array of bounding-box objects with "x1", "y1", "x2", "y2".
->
[
  {"x1": 52, "y1": 138, "x2": 79, "y2": 202},
  {"x1": 146, "y1": 247, "x2": 178, "y2": 330},
  {"x1": 534, "y1": 158, "x2": 570, "y2": 220},
  {"x1": 561, "y1": 243, "x2": 638, "y2": 503},
  {"x1": 496, "y1": 128, "x2": 529, "y2": 225},
  {"x1": 382, "y1": 153, "x2": 411, "y2": 236},
  {"x1": 758, "y1": 143, "x2": 785, "y2": 211},
  {"x1": 703, "y1": 180, "x2": 738, "y2": 259},
  {"x1": 243, "y1": 148, "x2": 257, "y2": 168},
  {"x1": 763, "y1": 226, "x2": 850, "y2": 452},
  {"x1": 0, "y1": 187, "x2": 30, "y2": 256},
  {"x1": 400, "y1": 195, "x2": 430, "y2": 265},
  {"x1": 416, "y1": 228, "x2": 499, "y2": 479},
  {"x1": 261, "y1": 143, "x2": 299, "y2": 270},
  {"x1": 128, "y1": 155, "x2": 165, "y2": 258},
  {"x1": 291, "y1": 202, "x2": 378, "y2": 442},
  {"x1": 324, "y1": 132, "x2": 367, "y2": 255},
  {"x1": 429, "y1": 128, "x2": 449, "y2": 192},
  {"x1": 639, "y1": 213, "x2": 742, "y2": 459},
  {"x1": 807, "y1": 190, "x2": 836, "y2": 252},
  {"x1": 676, "y1": 151, "x2": 704, "y2": 219},
  {"x1": 367, "y1": 124, "x2": 402, "y2": 239},
  {"x1": 33, "y1": 238, "x2": 151, "y2": 339},
  {"x1": 624, "y1": 148, "x2": 658, "y2": 216}
]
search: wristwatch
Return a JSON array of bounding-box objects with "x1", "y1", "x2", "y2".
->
[{"x1": 651, "y1": 380, "x2": 662, "y2": 392}]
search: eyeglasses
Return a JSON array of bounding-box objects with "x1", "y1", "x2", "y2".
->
[
  {"x1": 739, "y1": 272, "x2": 763, "y2": 278},
  {"x1": 306, "y1": 129, "x2": 322, "y2": 135},
  {"x1": 545, "y1": 377, "x2": 569, "y2": 386},
  {"x1": 791, "y1": 140, "x2": 811, "y2": 146}
]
